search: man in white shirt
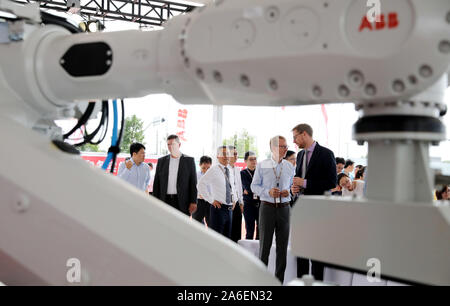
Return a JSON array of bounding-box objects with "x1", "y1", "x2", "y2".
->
[
  {"x1": 153, "y1": 135, "x2": 197, "y2": 216},
  {"x1": 197, "y1": 146, "x2": 238, "y2": 239},
  {"x1": 192, "y1": 155, "x2": 213, "y2": 226},
  {"x1": 228, "y1": 146, "x2": 244, "y2": 243}
]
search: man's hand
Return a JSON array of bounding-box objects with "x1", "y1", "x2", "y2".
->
[
  {"x1": 125, "y1": 159, "x2": 133, "y2": 170},
  {"x1": 189, "y1": 203, "x2": 197, "y2": 215},
  {"x1": 269, "y1": 188, "x2": 281, "y2": 198},
  {"x1": 281, "y1": 190, "x2": 290, "y2": 198},
  {"x1": 293, "y1": 177, "x2": 304, "y2": 187},
  {"x1": 243, "y1": 190, "x2": 249, "y2": 195},
  {"x1": 331, "y1": 185, "x2": 341, "y2": 192},
  {"x1": 212, "y1": 200, "x2": 222, "y2": 209},
  {"x1": 291, "y1": 185, "x2": 300, "y2": 195}
]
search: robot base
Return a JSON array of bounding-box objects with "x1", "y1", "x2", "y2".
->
[{"x1": 291, "y1": 196, "x2": 450, "y2": 285}]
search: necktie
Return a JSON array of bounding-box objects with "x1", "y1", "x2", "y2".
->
[
  {"x1": 301, "y1": 150, "x2": 308, "y2": 179},
  {"x1": 224, "y1": 167, "x2": 231, "y2": 204}
]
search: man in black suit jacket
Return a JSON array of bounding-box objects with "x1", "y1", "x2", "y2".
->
[
  {"x1": 291, "y1": 124, "x2": 337, "y2": 281},
  {"x1": 153, "y1": 135, "x2": 197, "y2": 216}
]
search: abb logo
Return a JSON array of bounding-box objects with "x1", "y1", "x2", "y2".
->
[{"x1": 359, "y1": 12, "x2": 399, "y2": 32}]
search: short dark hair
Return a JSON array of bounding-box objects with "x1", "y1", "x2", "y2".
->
[
  {"x1": 337, "y1": 172, "x2": 349, "y2": 185},
  {"x1": 336, "y1": 157, "x2": 345, "y2": 165},
  {"x1": 285, "y1": 150, "x2": 296, "y2": 159},
  {"x1": 200, "y1": 156, "x2": 212, "y2": 165},
  {"x1": 292, "y1": 124, "x2": 313, "y2": 137},
  {"x1": 244, "y1": 151, "x2": 256, "y2": 160},
  {"x1": 436, "y1": 185, "x2": 449, "y2": 200},
  {"x1": 148, "y1": 162, "x2": 154, "y2": 169},
  {"x1": 167, "y1": 134, "x2": 180, "y2": 143},
  {"x1": 356, "y1": 165, "x2": 363, "y2": 170},
  {"x1": 217, "y1": 145, "x2": 229, "y2": 155},
  {"x1": 344, "y1": 159, "x2": 354, "y2": 168},
  {"x1": 130, "y1": 143, "x2": 145, "y2": 156},
  {"x1": 355, "y1": 167, "x2": 366, "y2": 179}
]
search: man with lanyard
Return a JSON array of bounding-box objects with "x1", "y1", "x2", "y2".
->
[
  {"x1": 241, "y1": 151, "x2": 260, "y2": 240},
  {"x1": 251, "y1": 136, "x2": 294, "y2": 284},
  {"x1": 197, "y1": 146, "x2": 238, "y2": 239}
]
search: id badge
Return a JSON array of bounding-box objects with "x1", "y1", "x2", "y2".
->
[
  {"x1": 275, "y1": 197, "x2": 280, "y2": 204},
  {"x1": 253, "y1": 194, "x2": 258, "y2": 200}
]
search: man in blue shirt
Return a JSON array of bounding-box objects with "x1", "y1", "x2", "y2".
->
[
  {"x1": 117, "y1": 143, "x2": 150, "y2": 193},
  {"x1": 251, "y1": 136, "x2": 294, "y2": 284}
]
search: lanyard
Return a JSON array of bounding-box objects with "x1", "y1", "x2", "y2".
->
[
  {"x1": 272, "y1": 161, "x2": 283, "y2": 203},
  {"x1": 272, "y1": 162, "x2": 283, "y2": 188},
  {"x1": 246, "y1": 168, "x2": 254, "y2": 179}
]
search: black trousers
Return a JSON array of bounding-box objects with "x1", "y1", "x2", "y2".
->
[
  {"x1": 230, "y1": 204, "x2": 242, "y2": 243},
  {"x1": 192, "y1": 199, "x2": 210, "y2": 225},
  {"x1": 209, "y1": 205, "x2": 233, "y2": 238},
  {"x1": 259, "y1": 202, "x2": 290, "y2": 284},
  {"x1": 243, "y1": 201, "x2": 260, "y2": 240},
  {"x1": 297, "y1": 258, "x2": 324, "y2": 281},
  {"x1": 165, "y1": 195, "x2": 189, "y2": 216}
]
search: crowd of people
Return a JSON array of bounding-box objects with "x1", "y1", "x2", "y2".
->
[{"x1": 116, "y1": 123, "x2": 449, "y2": 284}]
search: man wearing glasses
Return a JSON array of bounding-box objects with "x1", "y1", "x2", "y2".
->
[
  {"x1": 241, "y1": 151, "x2": 260, "y2": 240},
  {"x1": 197, "y1": 146, "x2": 239, "y2": 239},
  {"x1": 291, "y1": 123, "x2": 337, "y2": 282},
  {"x1": 251, "y1": 136, "x2": 294, "y2": 284}
]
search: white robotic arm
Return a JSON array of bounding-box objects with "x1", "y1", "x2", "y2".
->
[
  {"x1": 1, "y1": 0, "x2": 450, "y2": 286},
  {"x1": 2, "y1": 0, "x2": 449, "y2": 125}
]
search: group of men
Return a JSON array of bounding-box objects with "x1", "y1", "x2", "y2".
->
[{"x1": 117, "y1": 124, "x2": 338, "y2": 284}]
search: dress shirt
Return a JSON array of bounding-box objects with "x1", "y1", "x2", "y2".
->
[
  {"x1": 251, "y1": 158, "x2": 294, "y2": 203},
  {"x1": 167, "y1": 155, "x2": 180, "y2": 194},
  {"x1": 342, "y1": 180, "x2": 365, "y2": 198},
  {"x1": 197, "y1": 170, "x2": 211, "y2": 200},
  {"x1": 229, "y1": 164, "x2": 244, "y2": 205},
  {"x1": 197, "y1": 163, "x2": 238, "y2": 205},
  {"x1": 117, "y1": 159, "x2": 150, "y2": 191}
]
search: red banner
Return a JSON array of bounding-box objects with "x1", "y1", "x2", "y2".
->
[{"x1": 81, "y1": 153, "x2": 247, "y2": 176}]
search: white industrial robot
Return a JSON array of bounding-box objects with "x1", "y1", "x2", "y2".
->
[{"x1": 0, "y1": 0, "x2": 449, "y2": 285}]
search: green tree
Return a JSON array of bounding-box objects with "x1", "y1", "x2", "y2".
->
[
  {"x1": 120, "y1": 115, "x2": 145, "y2": 153},
  {"x1": 223, "y1": 130, "x2": 258, "y2": 158},
  {"x1": 78, "y1": 143, "x2": 100, "y2": 152}
]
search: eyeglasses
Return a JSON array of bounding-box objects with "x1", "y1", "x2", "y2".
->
[{"x1": 279, "y1": 145, "x2": 288, "y2": 149}]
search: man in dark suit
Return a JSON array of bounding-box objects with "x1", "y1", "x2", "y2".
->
[
  {"x1": 291, "y1": 124, "x2": 337, "y2": 281},
  {"x1": 153, "y1": 135, "x2": 197, "y2": 216}
]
